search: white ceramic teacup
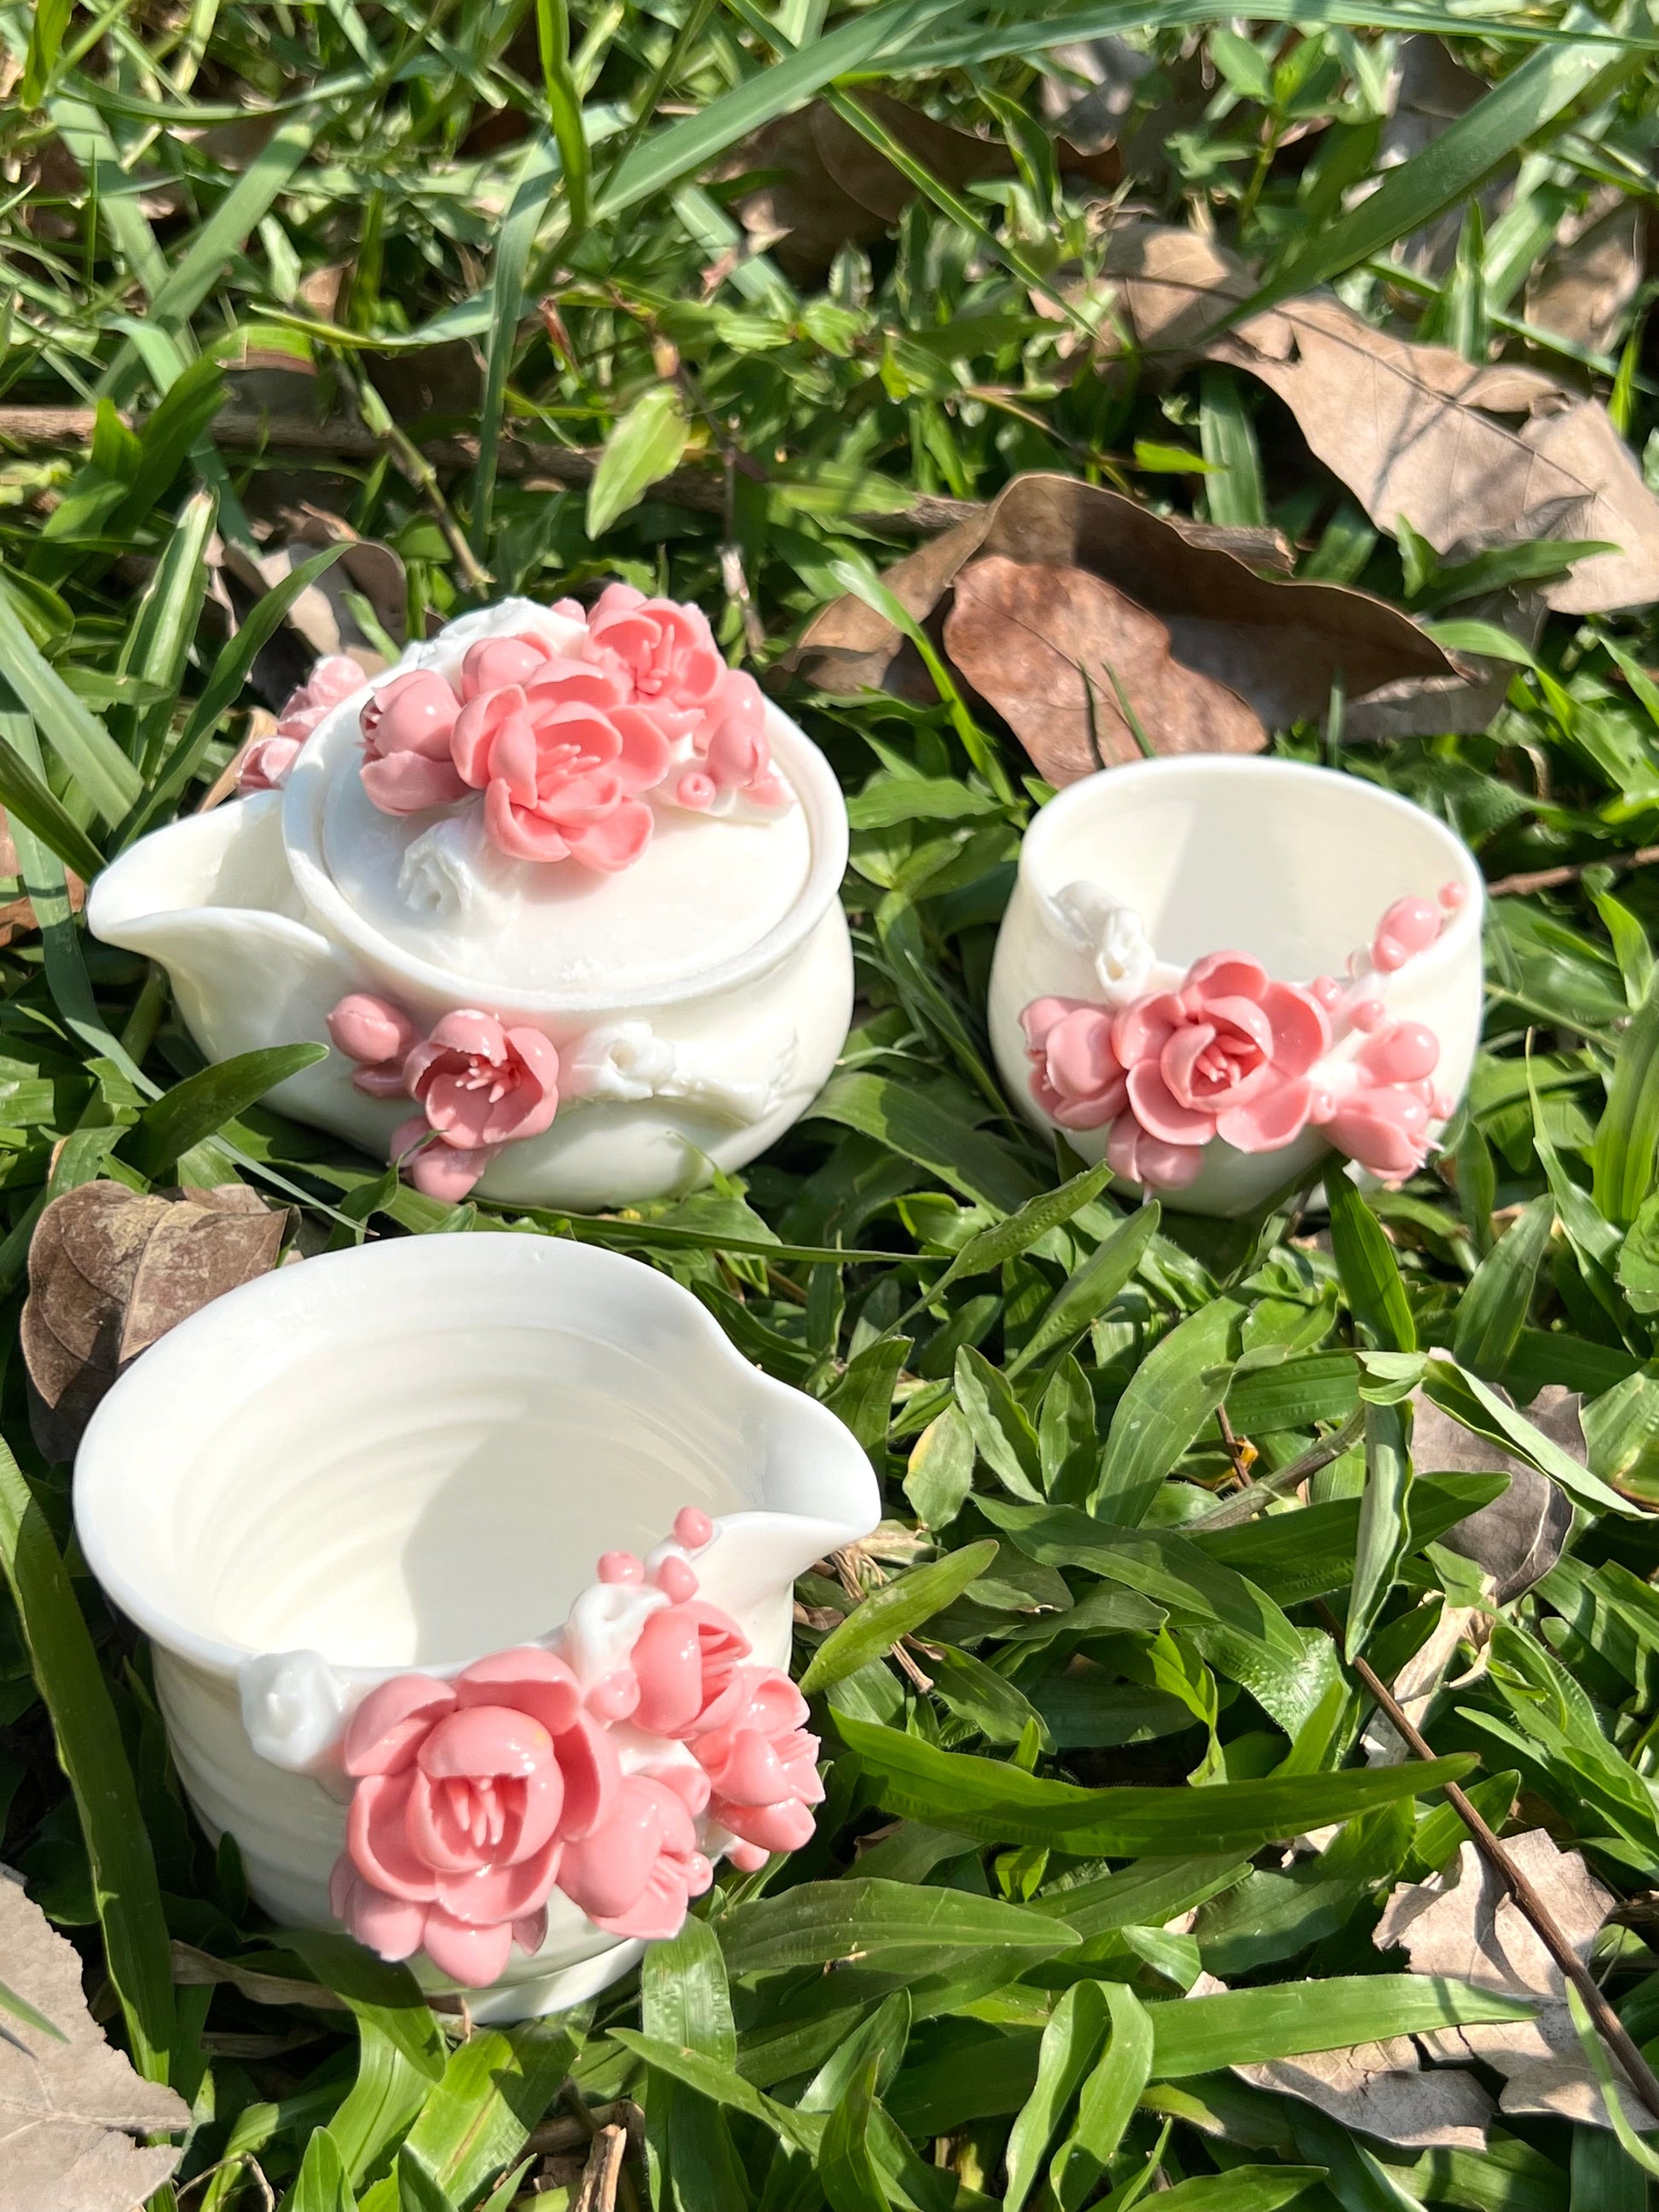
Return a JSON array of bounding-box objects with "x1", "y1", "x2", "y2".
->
[
  {"x1": 87, "y1": 595, "x2": 853, "y2": 1212},
  {"x1": 988, "y1": 758, "x2": 1485, "y2": 1216},
  {"x1": 72, "y1": 1236, "x2": 878, "y2": 2019}
]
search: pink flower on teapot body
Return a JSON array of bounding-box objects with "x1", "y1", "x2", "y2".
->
[
  {"x1": 1113, "y1": 952, "x2": 1329, "y2": 1158},
  {"x1": 555, "y1": 1770, "x2": 714, "y2": 1940},
  {"x1": 393, "y1": 1011, "x2": 560, "y2": 1200},
  {"x1": 240, "y1": 655, "x2": 365, "y2": 794},
  {"x1": 449, "y1": 686, "x2": 670, "y2": 871},
  {"x1": 360, "y1": 670, "x2": 469, "y2": 814},
  {"x1": 328, "y1": 1647, "x2": 619, "y2": 1987}
]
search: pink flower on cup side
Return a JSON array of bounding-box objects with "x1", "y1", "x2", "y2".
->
[
  {"x1": 391, "y1": 1011, "x2": 560, "y2": 1201},
  {"x1": 1020, "y1": 998, "x2": 1129, "y2": 1129},
  {"x1": 690, "y1": 1668, "x2": 824, "y2": 1856},
  {"x1": 240, "y1": 655, "x2": 365, "y2": 794},
  {"x1": 1321, "y1": 1018, "x2": 1442, "y2": 1181},
  {"x1": 329, "y1": 1646, "x2": 620, "y2": 1987},
  {"x1": 327, "y1": 992, "x2": 425, "y2": 1099},
  {"x1": 449, "y1": 686, "x2": 671, "y2": 870},
  {"x1": 1112, "y1": 952, "x2": 1329, "y2": 1158},
  {"x1": 555, "y1": 1770, "x2": 714, "y2": 1940},
  {"x1": 627, "y1": 1597, "x2": 750, "y2": 1738},
  {"x1": 360, "y1": 670, "x2": 469, "y2": 815}
]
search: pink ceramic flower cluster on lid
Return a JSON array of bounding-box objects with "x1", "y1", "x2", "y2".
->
[
  {"x1": 239, "y1": 656, "x2": 366, "y2": 796},
  {"x1": 329, "y1": 1506, "x2": 824, "y2": 1986},
  {"x1": 1021, "y1": 886, "x2": 1466, "y2": 1192},
  {"x1": 263, "y1": 584, "x2": 792, "y2": 871}
]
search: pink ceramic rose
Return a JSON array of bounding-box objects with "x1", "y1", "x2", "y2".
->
[
  {"x1": 1020, "y1": 998, "x2": 1128, "y2": 1129},
  {"x1": 328, "y1": 1647, "x2": 619, "y2": 1985},
  {"x1": 691, "y1": 1668, "x2": 823, "y2": 1856},
  {"x1": 240, "y1": 655, "x2": 365, "y2": 794},
  {"x1": 393, "y1": 1011, "x2": 560, "y2": 1200},
  {"x1": 555, "y1": 1770, "x2": 714, "y2": 1940},
  {"x1": 449, "y1": 686, "x2": 671, "y2": 870},
  {"x1": 360, "y1": 670, "x2": 469, "y2": 815},
  {"x1": 1113, "y1": 952, "x2": 1329, "y2": 1160},
  {"x1": 1321, "y1": 1019, "x2": 1441, "y2": 1180}
]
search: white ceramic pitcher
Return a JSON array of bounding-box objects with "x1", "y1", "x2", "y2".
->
[{"x1": 72, "y1": 1235, "x2": 878, "y2": 2019}]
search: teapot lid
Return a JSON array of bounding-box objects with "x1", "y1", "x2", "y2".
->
[{"x1": 286, "y1": 593, "x2": 824, "y2": 1002}]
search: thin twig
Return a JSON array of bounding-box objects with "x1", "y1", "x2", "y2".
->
[
  {"x1": 573, "y1": 2124, "x2": 628, "y2": 2212},
  {"x1": 1486, "y1": 845, "x2": 1659, "y2": 899},
  {"x1": 1314, "y1": 1595, "x2": 1659, "y2": 2126},
  {"x1": 1191, "y1": 1408, "x2": 1366, "y2": 1530}
]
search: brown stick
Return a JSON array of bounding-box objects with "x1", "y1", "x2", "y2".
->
[
  {"x1": 573, "y1": 2124, "x2": 628, "y2": 2212},
  {"x1": 1310, "y1": 1595, "x2": 1659, "y2": 2125},
  {"x1": 1486, "y1": 845, "x2": 1659, "y2": 899}
]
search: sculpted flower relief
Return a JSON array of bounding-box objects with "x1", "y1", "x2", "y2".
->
[
  {"x1": 327, "y1": 1509, "x2": 825, "y2": 1984},
  {"x1": 1021, "y1": 887, "x2": 1465, "y2": 1193}
]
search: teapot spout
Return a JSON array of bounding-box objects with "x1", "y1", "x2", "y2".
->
[{"x1": 90, "y1": 802, "x2": 358, "y2": 1071}]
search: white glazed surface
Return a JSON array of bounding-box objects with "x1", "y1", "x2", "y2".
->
[
  {"x1": 72, "y1": 1236, "x2": 880, "y2": 2019},
  {"x1": 988, "y1": 758, "x2": 1485, "y2": 1216},
  {"x1": 86, "y1": 598, "x2": 853, "y2": 1210}
]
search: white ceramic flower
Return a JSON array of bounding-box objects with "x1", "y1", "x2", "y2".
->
[
  {"x1": 239, "y1": 1649, "x2": 348, "y2": 1773},
  {"x1": 564, "y1": 1021, "x2": 679, "y2": 1103},
  {"x1": 1052, "y1": 880, "x2": 1159, "y2": 1004}
]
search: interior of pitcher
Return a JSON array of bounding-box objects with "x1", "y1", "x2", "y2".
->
[
  {"x1": 77, "y1": 1245, "x2": 811, "y2": 1672},
  {"x1": 1032, "y1": 760, "x2": 1479, "y2": 979}
]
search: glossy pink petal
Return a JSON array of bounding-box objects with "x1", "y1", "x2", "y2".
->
[
  {"x1": 1125, "y1": 1062, "x2": 1215, "y2": 1146},
  {"x1": 238, "y1": 735, "x2": 303, "y2": 793},
  {"x1": 361, "y1": 749, "x2": 470, "y2": 814},
  {"x1": 421, "y1": 1008, "x2": 507, "y2": 1068},
  {"x1": 1113, "y1": 993, "x2": 1182, "y2": 1066},
  {"x1": 457, "y1": 1648, "x2": 582, "y2": 1737},
  {"x1": 1196, "y1": 995, "x2": 1274, "y2": 1061},
  {"x1": 418, "y1": 1705, "x2": 552, "y2": 1781},
  {"x1": 512, "y1": 1908, "x2": 549, "y2": 1959},
  {"x1": 556, "y1": 1777, "x2": 666, "y2": 1920},
  {"x1": 1045, "y1": 1007, "x2": 1121, "y2": 1103},
  {"x1": 1358, "y1": 1021, "x2": 1439, "y2": 1084},
  {"x1": 335, "y1": 1867, "x2": 428, "y2": 1961},
  {"x1": 1261, "y1": 983, "x2": 1329, "y2": 1076},
  {"x1": 1329, "y1": 1089, "x2": 1431, "y2": 1179},
  {"x1": 349, "y1": 1770, "x2": 439, "y2": 1901},
  {"x1": 328, "y1": 993, "x2": 423, "y2": 1068},
  {"x1": 716, "y1": 1795, "x2": 817, "y2": 1854},
  {"x1": 1182, "y1": 951, "x2": 1268, "y2": 1001},
  {"x1": 344, "y1": 1674, "x2": 455, "y2": 1776},
  {"x1": 404, "y1": 1770, "x2": 490, "y2": 1875},
  {"x1": 461, "y1": 635, "x2": 555, "y2": 697},
  {"x1": 566, "y1": 799, "x2": 654, "y2": 874},
  {"x1": 353, "y1": 1064, "x2": 412, "y2": 1100},
  {"x1": 419, "y1": 1908, "x2": 514, "y2": 1987},
  {"x1": 1020, "y1": 997, "x2": 1086, "y2": 1052},
  {"x1": 1107, "y1": 1116, "x2": 1205, "y2": 1192},
  {"x1": 500, "y1": 1031, "x2": 560, "y2": 1139},
  {"x1": 394, "y1": 1118, "x2": 496, "y2": 1200},
  {"x1": 361, "y1": 671, "x2": 460, "y2": 759},
  {"x1": 550, "y1": 1711, "x2": 621, "y2": 1840},
  {"x1": 604, "y1": 704, "x2": 675, "y2": 793},
  {"x1": 433, "y1": 1839, "x2": 562, "y2": 1925},
  {"x1": 1159, "y1": 1021, "x2": 1221, "y2": 1111},
  {"x1": 523, "y1": 658, "x2": 628, "y2": 712},
  {"x1": 629, "y1": 1608, "x2": 707, "y2": 1736},
  {"x1": 450, "y1": 688, "x2": 519, "y2": 788},
  {"x1": 1216, "y1": 1077, "x2": 1314, "y2": 1154},
  {"x1": 483, "y1": 783, "x2": 573, "y2": 863}
]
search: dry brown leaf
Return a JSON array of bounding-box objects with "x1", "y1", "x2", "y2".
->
[
  {"x1": 0, "y1": 1870, "x2": 189, "y2": 2212},
  {"x1": 1416, "y1": 1383, "x2": 1578, "y2": 1603},
  {"x1": 735, "y1": 91, "x2": 1116, "y2": 278},
  {"x1": 798, "y1": 471, "x2": 1460, "y2": 742},
  {"x1": 1102, "y1": 219, "x2": 1659, "y2": 615},
  {"x1": 1241, "y1": 1831, "x2": 1653, "y2": 2146},
  {"x1": 22, "y1": 1181, "x2": 290, "y2": 1462},
  {"x1": 1527, "y1": 190, "x2": 1646, "y2": 357},
  {"x1": 942, "y1": 557, "x2": 1266, "y2": 781}
]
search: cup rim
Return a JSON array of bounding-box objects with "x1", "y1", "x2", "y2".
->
[
  {"x1": 1017, "y1": 755, "x2": 1485, "y2": 977},
  {"x1": 281, "y1": 688, "x2": 849, "y2": 1016},
  {"x1": 72, "y1": 1235, "x2": 877, "y2": 1678}
]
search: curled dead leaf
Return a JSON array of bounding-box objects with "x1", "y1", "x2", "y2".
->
[
  {"x1": 1414, "y1": 1383, "x2": 1578, "y2": 1603},
  {"x1": 1240, "y1": 1831, "x2": 1653, "y2": 2147},
  {"x1": 942, "y1": 557, "x2": 1266, "y2": 783},
  {"x1": 22, "y1": 1181, "x2": 291, "y2": 1463},
  {"x1": 0, "y1": 1871, "x2": 189, "y2": 2212},
  {"x1": 1102, "y1": 219, "x2": 1659, "y2": 617},
  {"x1": 799, "y1": 471, "x2": 1460, "y2": 752}
]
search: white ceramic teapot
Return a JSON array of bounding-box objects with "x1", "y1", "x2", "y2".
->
[
  {"x1": 989, "y1": 757, "x2": 1486, "y2": 1216},
  {"x1": 72, "y1": 1235, "x2": 879, "y2": 2019},
  {"x1": 88, "y1": 592, "x2": 853, "y2": 1210}
]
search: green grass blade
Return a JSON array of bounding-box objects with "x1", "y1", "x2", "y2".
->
[
  {"x1": 0, "y1": 1434, "x2": 177, "y2": 2082},
  {"x1": 0, "y1": 585, "x2": 142, "y2": 823}
]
